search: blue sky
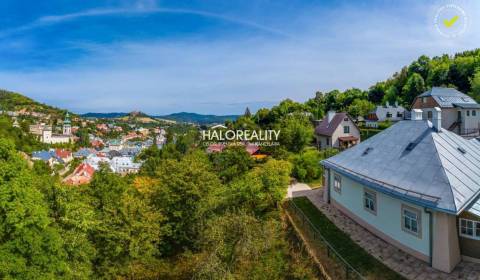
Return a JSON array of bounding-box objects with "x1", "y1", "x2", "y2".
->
[{"x1": 0, "y1": 0, "x2": 478, "y2": 115}]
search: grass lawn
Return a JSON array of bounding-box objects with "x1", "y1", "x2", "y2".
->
[{"x1": 291, "y1": 197, "x2": 405, "y2": 280}]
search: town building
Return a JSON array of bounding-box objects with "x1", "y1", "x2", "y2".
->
[
  {"x1": 110, "y1": 156, "x2": 141, "y2": 175},
  {"x1": 63, "y1": 163, "x2": 95, "y2": 185},
  {"x1": 321, "y1": 108, "x2": 480, "y2": 273},
  {"x1": 32, "y1": 150, "x2": 57, "y2": 166},
  {"x1": 40, "y1": 113, "x2": 75, "y2": 144},
  {"x1": 365, "y1": 101, "x2": 406, "y2": 128},
  {"x1": 54, "y1": 149, "x2": 73, "y2": 164},
  {"x1": 412, "y1": 87, "x2": 480, "y2": 136},
  {"x1": 315, "y1": 111, "x2": 361, "y2": 149}
]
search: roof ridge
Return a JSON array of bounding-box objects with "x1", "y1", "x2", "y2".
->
[{"x1": 430, "y1": 131, "x2": 459, "y2": 213}]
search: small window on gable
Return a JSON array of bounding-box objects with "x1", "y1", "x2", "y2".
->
[
  {"x1": 333, "y1": 174, "x2": 341, "y2": 194},
  {"x1": 343, "y1": 126, "x2": 350, "y2": 133},
  {"x1": 344, "y1": 117, "x2": 348, "y2": 121}
]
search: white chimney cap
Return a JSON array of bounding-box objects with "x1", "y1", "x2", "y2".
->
[{"x1": 413, "y1": 109, "x2": 423, "y2": 121}]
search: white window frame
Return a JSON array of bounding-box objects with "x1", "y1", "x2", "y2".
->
[
  {"x1": 333, "y1": 174, "x2": 341, "y2": 194},
  {"x1": 401, "y1": 205, "x2": 422, "y2": 238},
  {"x1": 343, "y1": 126, "x2": 350, "y2": 133},
  {"x1": 459, "y1": 218, "x2": 480, "y2": 240},
  {"x1": 363, "y1": 189, "x2": 377, "y2": 215}
]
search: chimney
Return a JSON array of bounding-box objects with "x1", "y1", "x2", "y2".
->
[
  {"x1": 394, "y1": 101, "x2": 399, "y2": 107},
  {"x1": 327, "y1": 111, "x2": 336, "y2": 123},
  {"x1": 385, "y1": 101, "x2": 390, "y2": 107},
  {"x1": 433, "y1": 107, "x2": 442, "y2": 131},
  {"x1": 412, "y1": 109, "x2": 423, "y2": 121}
]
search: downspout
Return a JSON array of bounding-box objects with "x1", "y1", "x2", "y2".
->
[
  {"x1": 424, "y1": 208, "x2": 433, "y2": 267},
  {"x1": 327, "y1": 168, "x2": 331, "y2": 203}
]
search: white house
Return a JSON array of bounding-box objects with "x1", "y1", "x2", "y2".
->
[
  {"x1": 365, "y1": 101, "x2": 406, "y2": 128},
  {"x1": 315, "y1": 111, "x2": 361, "y2": 150},
  {"x1": 321, "y1": 108, "x2": 480, "y2": 273},
  {"x1": 110, "y1": 156, "x2": 141, "y2": 175},
  {"x1": 412, "y1": 87, "x2": 480, "y2": 136}
]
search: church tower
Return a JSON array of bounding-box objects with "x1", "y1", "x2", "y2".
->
[{"x1": 63, "y1": 112, "x2": 72, "y2": 135}]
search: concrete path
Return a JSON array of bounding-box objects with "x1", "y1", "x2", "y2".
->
[
  {"x1": 287, "y1": 183, "x2": 312, "y2": 198},
  {"x1": 301, "y1": 188, "x2": 480, "y2": 280}
]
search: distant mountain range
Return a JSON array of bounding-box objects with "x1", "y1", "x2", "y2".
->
[{"x1": 81, "y1": 111, "x2": 239, "y2": 124}]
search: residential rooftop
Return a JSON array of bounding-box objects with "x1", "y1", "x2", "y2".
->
[
  {"x1": 417, "y1": 87, "x2": 479, "y2": 109},
  {"x1": 322, "y1": 119, "x2": 480, "y2": 214}
]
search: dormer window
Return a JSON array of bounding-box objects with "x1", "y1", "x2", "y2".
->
[{"x1": 422, "y1": 97, "x2": 427, "y2": 104}]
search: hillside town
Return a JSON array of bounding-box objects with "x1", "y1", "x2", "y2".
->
[
  {"x1": 8, "y1": 111, "x2": 168, "y2": 185},
  {"x1": 2, "y1": 85, "x2": 480, "y2": 279}
]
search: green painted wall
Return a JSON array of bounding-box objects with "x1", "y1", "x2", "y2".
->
[{"x1": 329, "y1": 170, "x2": 431, "y2": 257}]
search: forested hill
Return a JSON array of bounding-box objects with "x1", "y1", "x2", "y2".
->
[
  {"x1": 155, "y1": 112, "x2": 239, "y2": 124},
  {"x1": 298, "y1": 48, "x2": 480, "y2": 119},
  {"x1": 365, "y1": 49, "x2": 480, "y2": 106},
  {"x1": 0, "y1": 89, "x2": 67, "y2": 117}
]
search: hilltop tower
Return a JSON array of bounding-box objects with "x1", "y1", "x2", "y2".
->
[
  {"x1": 63, "y1": 112, "x2": 72, "y2": 135},
  {"x1": 244, "y1": 107, "x2": 252, "y2": 118}
]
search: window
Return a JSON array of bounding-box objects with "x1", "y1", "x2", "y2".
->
[
  {"x1": 427, "y1": 111, "x2": 432, "y2": 120},
  {"x1": 422, "y1": 97, "x2": 427, "y2": 104},
  {"x1": 326, "y1": 137, "x2": 330, "y2": 146},
  {"x1": 386, "y1": 112, "x2": 392, "y2": 118},
  {"x1": 402, "y1": 205, "x2": 421, "y2": 237},
  {"x1": 333, "y1": 174, "x2": 341, "y2": 193},
  {"x1": 473, "y1": 110, "x2": 477, "y2": 116},
  {"x1": 460, "y1": 219, "x2": 474, "y2": 236},
  {"x1": 343, "y1": 126, "x2": 350, "y2": 133},
  {"x1": 467, "y1": 110, "x2": 470, "y2": 117},
  {"x1": 397, "y1": 112, "x2": 403, "y2": 118},
  {"x1": 459, "y1": 218, "x2": 480, "y2": 240},
  {"x1": 364, "y1": 189, "x2": 377, "y2": 215}
]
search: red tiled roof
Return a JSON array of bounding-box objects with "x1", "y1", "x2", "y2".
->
[
  {"x1": 55, "y1": 149, "x2": 72, "y2": 158},
  {"x1": 63, "y1": 163, "x2": 95, "y2": 185}
]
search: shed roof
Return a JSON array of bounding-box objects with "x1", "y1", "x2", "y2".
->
[{"x1": 322, "y1": 120, "x2": 480, "y2": 214}]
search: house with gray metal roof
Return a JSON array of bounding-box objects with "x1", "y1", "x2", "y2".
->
[
  {"x1": 365, "y1": 101, "x2": 406, "y2": 128},
  {"x1": 315, "y1": 111, "x2": 361, "y2": 150},
  {"x1": 321, "y1": 108, "x2": 480, "y2": 273},
  {"x1": 412, "y1": 87, "x2": 480, "y2": 136}
]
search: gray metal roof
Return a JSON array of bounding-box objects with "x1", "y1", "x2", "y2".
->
[
  {"x1": 322, "y1": 120, "x2": 480, "y2": 214},
  {"x1": 418, "y1": 87, "x2": 477, "y2": 108}
]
